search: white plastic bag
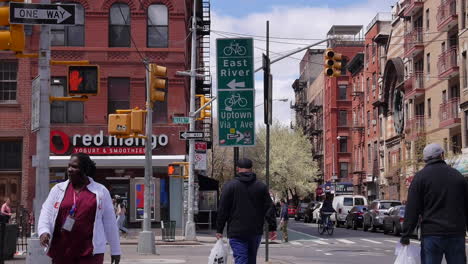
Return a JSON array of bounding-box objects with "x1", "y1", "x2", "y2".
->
[
  {"x1": 208, "y1": 239, "x2": 229, "y2": 264},
  {"x1": 394, "y1": 243, "x2": 420, "y2": 264}
]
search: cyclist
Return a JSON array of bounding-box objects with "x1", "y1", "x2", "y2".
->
[{"x1": 319, "y1": 189, "x2": 336, "y2": 228}]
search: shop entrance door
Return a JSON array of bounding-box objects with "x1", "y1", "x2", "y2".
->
[{"x1": 0, "y1": 174, "x2": 20, "y2": 208}]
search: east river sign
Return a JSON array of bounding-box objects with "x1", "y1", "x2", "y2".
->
[{"x1": 217, "y1": 38, "x2": 255, "y2": 147}]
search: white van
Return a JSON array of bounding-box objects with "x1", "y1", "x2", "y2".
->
[{"x1": 332, "y1": 195, "x2": 368, "y2": 226}]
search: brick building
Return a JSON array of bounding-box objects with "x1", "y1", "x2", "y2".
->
[{"x1": 0, "y1": 0, "x2": 211, "y2": 224}]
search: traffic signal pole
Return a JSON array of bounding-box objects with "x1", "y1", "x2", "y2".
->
[
  {"x1": 137, "y1": 60, "x2": 157, "y2": 254},
  {"x1": 185, "y1": 0, "x2": 197, "y2": 241},
  {"x1": 26, "y1": 0, "x2": 52, "y2": 263}
]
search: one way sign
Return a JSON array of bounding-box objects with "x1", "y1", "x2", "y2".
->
[
  {"x1": 10, "y1": 3, "x2": 76, "y2": 25},
  {"x1": 179, "y1": 131, "x2": 206, "y2": 140}
]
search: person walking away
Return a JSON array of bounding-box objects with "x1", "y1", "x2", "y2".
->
[
  {"x1": 279, "y1": 200, "x2": 289, "y2": 243},
  {"x1": 216, "y1": 158, "x2": 277, "y2": 264},
  {"x1": 400, "y1": 143, "x2": 468, "y2": 264},
  {"x1": 116, "y1": 202, "x2": 129, "y2": 236},
  {"x1": 38, "y1": 153, "x2": 121, "y2": 264},
  {"x1": 1, "y1": 198, "x2": 12, "y2": 223}
]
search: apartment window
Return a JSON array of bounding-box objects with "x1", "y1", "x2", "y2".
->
[
  {"x1": 365, "y1": 45, "x2": 369, "y2": 63},
  {"x1": 0, "y1": 140, "x2": 21, "y2": 170},
  {"x1": 463, "y1": 52, "x2": 467, "y2": 88},
  {"x1": 366, "y1": 78, "x2": 370, "y2": 101},
  {"x1": 442, "y1": 90, "x2": 447, "y2": 102},
  {"x1": 51, "y1": 4, "x2": 84, "y2": 46},
  {"x1": 0, "y1": 61, "x2": 17, "y2": 102},
  {"x1": 339, "y1": 162, "x2": 349, "y2": 178},
  {"x1": 338, "y1": 110, "x2": 347, "y2": 126},
  {"x1": 109, "y1": 3, "x2": 131, "y2": 47},
  {"x1": 465, "y1": 111, "x2": 468, "y2": 147},
  {"x1": 147, "y1": 4, "x2": 168, "y2": 48},
  {"x1": 368, "y1": 143, "x2": 372, "y2": 164},
  {"x1": 51, "y1": 77, "x2": 84, "y2": 123},
  {"x1": 427, "y1": 98, "x2": 432, "y2": 118},
  {"x1": 339, "y1": 137, "x2": 348, "y2": 153},
  {"x1": 373, "y1": 108, "x2": 378, "y2": 124},
  {"x1": 426, "y1": 53, "x2": 430, "y2": 75},
  {"x1": 372, "y1": 72, "x2": 376, "y2": 97},
  {"x1": 338, "y1": 85, "x2": 347, "y2": 100},
  {"x1": 425, "y1": 9, "x2": 430, "y2": 31},
  {"x1": 108, "y1": 78, "x2": 130, "y2": 115},
  {"x1": 367, "y1": 111, "x2": 371, "y2": 127},
  {"x1": 372, "y1": 43, "x2": 376, "y2": 59}
]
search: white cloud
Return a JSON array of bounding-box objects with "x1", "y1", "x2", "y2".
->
[{"x1": 210, "y1": 1, "x2": 397, "y2": 126}]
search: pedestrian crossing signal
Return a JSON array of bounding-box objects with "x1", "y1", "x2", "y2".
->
[
  {"x1": 68, "y1": 65, "x2": 99, "y2": 96},
  {"x1": 168, "y1": 164, "x2": 182, "y2": 177}
]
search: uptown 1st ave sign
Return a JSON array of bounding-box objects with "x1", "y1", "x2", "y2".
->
[{"x1": 217, "y1": 38, "x2": 255, "y2": 147}]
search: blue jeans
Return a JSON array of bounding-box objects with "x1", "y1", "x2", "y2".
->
[
  {"x1": 229, "y1": 235, "x2": 262, "y2": 264},
  {"x1": 421, "y1": 235, "x2": 466, "y2": 264}
]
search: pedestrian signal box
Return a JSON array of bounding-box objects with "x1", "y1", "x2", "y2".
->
[
  {"x1": 108, "y1": 108, "x2": 147, "y2": 136},
  {"x1": 130, "y1": 109, "x2": 146, "y2": 134},
  {"x1": 68, "y1": 65, "x2": 99, "y2": 96},
  {"x1": 168, "y1": 164, "x2": 183, "y2": 177},
  {"x1": 0, "y1": 1, "x2": 25, "y2": 52},
  {"x1": 108, "y1": 114, "x2": 131, "y2": 135}
]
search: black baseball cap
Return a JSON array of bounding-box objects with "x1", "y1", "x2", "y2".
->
[{"x1": 237, "y1": 158, "x2": 253, "y2": 169}]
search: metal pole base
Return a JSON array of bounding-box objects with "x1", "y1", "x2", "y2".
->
[
  {"x1": 26, "y1": 238, "x2": 51, "y2": 264},
  {"x1": 137, "y1": 231, "x2": 156, "y2": 255},
  {"x1": 184, "y1": 221, "x2": 196, "y2": 241}
]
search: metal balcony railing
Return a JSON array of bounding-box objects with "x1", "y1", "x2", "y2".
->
[
  {"x1": 403, "y1": 0, "x2": 424, "y2": 17},
  {"x1": 404, "y1": 27, "x2": 423, "y2": 57},
  {"x1": 439, "y1": 97, "x2": 460, "y2": 124},
  {"x1": 405, "y1": 115, "x2": 425, "y2": 140},
  {"x1": 437, "y1": 0, "x2": 458, "y2": 31},
  {"x1": 437, "y1": 47, "x2": 459, "y2": 78}
]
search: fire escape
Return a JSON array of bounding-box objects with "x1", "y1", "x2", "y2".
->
[{"x1": 196, "y1": 0, "x2": 212, "y2": 146}]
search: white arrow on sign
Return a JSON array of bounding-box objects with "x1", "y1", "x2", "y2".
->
[
  {"x1": 236, "y1": 131, "x2": 245, "y2": 143},
  {"x1": 180, "y1": 132, "x2": 204, "y2": 139},
  {"x1": 227, "y1": 79, "x2": 245, "y2": 89},
  {"x1": 14, "y1": 6, "x2": 72, "y2": 24}
]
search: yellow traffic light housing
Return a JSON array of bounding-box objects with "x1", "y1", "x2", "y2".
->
[
  {"x1": 130, "y1": 108, "x2": 146, "y2": 134},
  {"x1": 149, "y1": 64, "x2": 167, "y2": 102},
  {"x1": 108, "y1": 113, "x2": 131, "y2": 135},
  {"x1": 168, "y1": 162, "x2": 189, "y2": 178},
  {"x1": 324, "y1": 48, "x2": 342, "y2": 77},
  {"x1": 108, "y1": 108, "x2": 147, "y2": 137},
  {"x1": 0, "y1": 1, "x2": 25, "y2": 52},
  {"x1": 196, "y1": 95, "x2": 212, "y2": 120}
]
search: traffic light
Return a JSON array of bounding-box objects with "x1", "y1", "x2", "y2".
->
[
  {"x1": 108, "y1": 108, "x2": 147, "y2": 136},
  {"x1": 0, "y1": 0, "x2": 25, "y2": 52},
  {"x1": 68, "y1": 65, "x2": 99, "y2": 96},
  {"x1": 324, "y1": 48, "x2": 342, "y2": 77},
  {"x1": 196, "y1": 95, "x2": 211, "y2": 120},
  {"x1": 167, "y1": 163, "x2": 183, "y2": 177},
  {"x1": 149, "y1": 64, "x2": 167, "y2": 102}
]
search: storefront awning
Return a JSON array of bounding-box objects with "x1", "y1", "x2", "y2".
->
[{"x1": 44, "y1": 155, "x2": 186, "y2": 168}]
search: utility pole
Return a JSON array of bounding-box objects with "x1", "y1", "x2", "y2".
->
[
  {"x1": 264, "y1": 20, "x2": 271, "y2": 262},
  {"x1": 185, "y1": 0, "x2": 197, "y2": 241},
  {"x1": 26, "y1": 0, "x2": 51, "y2": 263},
  {"x1": 137, "y1": 60, "x2": 156, "y2": 254}
]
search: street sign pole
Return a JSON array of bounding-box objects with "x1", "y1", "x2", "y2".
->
[
  {"x1": 26, "y1": 0, "x2": 52, "y2": 263},
  {"x1": 185, "y1": 0, "x2": 197, "y2": 241},
  {"x1": 264, "y1": 20, "x2": 270, "y2": 262}
]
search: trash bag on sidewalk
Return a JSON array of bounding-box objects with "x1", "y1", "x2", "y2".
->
[
  {"x1": 394, "y1": 243, "x2": 420, "y2": 264},
  {"x1": 208, "y1": 239, "x2": 229, "y2": 264}
]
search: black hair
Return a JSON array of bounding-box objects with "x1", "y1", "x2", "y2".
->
[{"x1": 70, "y1": 152, "x2": 96, "y2": 178}]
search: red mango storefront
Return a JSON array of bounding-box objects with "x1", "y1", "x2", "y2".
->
[{"x1": 46, "y1": 128, "x2": 185, "y2": 225}]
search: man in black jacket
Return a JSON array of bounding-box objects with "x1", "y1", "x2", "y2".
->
[
  {"x1": 401, "y1": 143, "x2": 468, "y2": 263},
  {"x1": 216, "y1": 158, "x2": 277, "y2": 264}
]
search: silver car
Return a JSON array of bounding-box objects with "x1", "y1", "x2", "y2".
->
[{"x1": 363, "y1": 200, "x2": 402, "y2": 232}]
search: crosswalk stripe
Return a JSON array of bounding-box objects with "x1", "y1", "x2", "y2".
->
[
  {"x1": 324, "y1": 253, "x2": 333, "y2": 256},
  {"x1": 411, "y1": 240, "x2": 421, "y2": 244},
  {"x1": 336, "y1": 239, "x2": 355, "y2": 244},
  {"x1": 290, "y1": 241, "x2": 302, "y2": 246},
  {"x1": 311, "y1": 240, "x2": 329, "y2": 245},
  {"x1": 360, "y1": 239, "x2": 382, "y2": 244},
  {"x1": 385, "y1": 240, "x2": 398, "y2": 243}
]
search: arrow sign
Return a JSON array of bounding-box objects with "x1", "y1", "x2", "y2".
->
[
  {"x1": 235, "y1": 131, "x2": 245, "y2": 143},
  {"x1": 227, "y1": 79, "x2": 245, "y2": 89},
  {"x1": 179, "y1": 131, "x2": 206, "y2": 140},
  {"x1": 10, "y1": 3, "x2": 76, "y2": 25}
]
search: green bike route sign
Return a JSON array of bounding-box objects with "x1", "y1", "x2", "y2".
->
[{"x1": 217, "y1": 38, "x2": 255, "y2": 147}]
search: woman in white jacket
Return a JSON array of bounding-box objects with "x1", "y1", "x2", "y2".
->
[{"x1": 38, "y1": 153, "x2": 121, "y2": 264}]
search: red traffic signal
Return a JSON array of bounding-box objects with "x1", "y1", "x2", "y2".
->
[{"x1": 68, "y1": 65, "x2": 99, "y2": 96}]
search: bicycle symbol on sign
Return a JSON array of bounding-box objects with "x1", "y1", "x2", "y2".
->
[
  {"x1": 223, "y1": 42, "x2": 247, "y2": 56},
  {"x1": 224, "y1": 93, "x2": 248, "y2": 111}
]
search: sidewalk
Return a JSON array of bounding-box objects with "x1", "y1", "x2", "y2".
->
[{"x1": 120, "y1": 228, "x2": 218, "y2": 245}]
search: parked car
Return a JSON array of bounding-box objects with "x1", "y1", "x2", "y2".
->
[
  {"x1": 363, "y1": 200, "x2": 402, "y2": 232},
  {"x1": 383, "y1": 206, "x2": 422, "y2": 239},
  {"x1": 294, "y1": 203, "x2": 309, "y2": 221},
  {"x1": 287, "y1": 205, "x2": 297, "y2": 217},
  {"x1": 304, "y1": 202, "x2": 321, "y2": 223},
  {"x1": 345, "y1": 205, "x2": 368, "y2": 230},
  {"x1": 332, "y1": 195, "x2": 368, "y2": 227},
  {"x1": 313, "y1": 202, "x2": 336, "y2": 223}
]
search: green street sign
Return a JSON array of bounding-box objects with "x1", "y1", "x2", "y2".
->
[
  {"x1": 218, "y1": 90, "x2": 255, "y2": 146},
  {"x1": 172, "y1": 116, "x2": 190, "y2": 124},
  {"x1": 216, "y1": 38, "x2": 254, "y2": 90}
]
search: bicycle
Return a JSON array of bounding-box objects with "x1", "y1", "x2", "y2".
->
[
  {"x1": 317, "y1": 212, "x2": 335, "y2": 236},
  {"x1": 223, "y1": 42, "x2": 247, "y2": 56},
  {"x1": 224, "y1": 93, "x2": 248, "y2": 108}
]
